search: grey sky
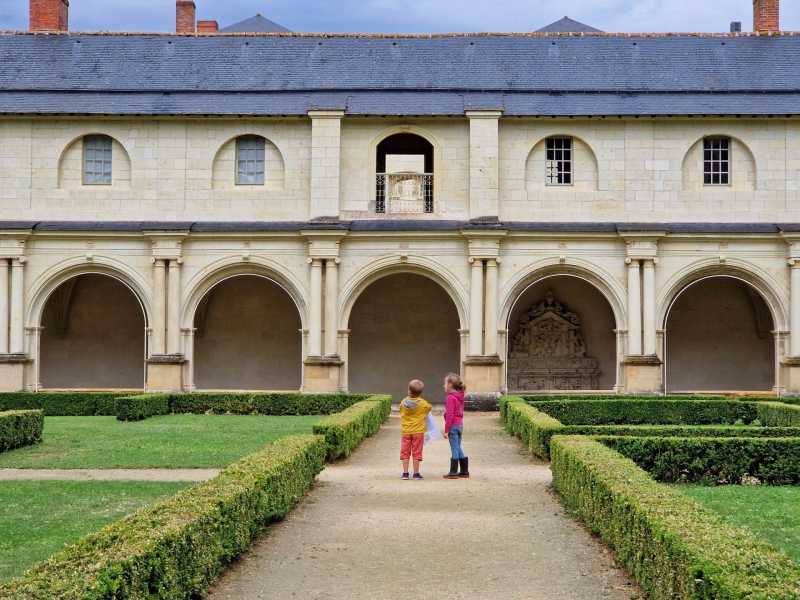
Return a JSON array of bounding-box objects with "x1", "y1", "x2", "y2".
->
[{"x1": 2, "y1": 0, "x2": 799, "y2": 34}]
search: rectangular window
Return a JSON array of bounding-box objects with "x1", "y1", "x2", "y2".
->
[
  {"x1": 236, "y1": 136, "x2": 265, "y2": 184},
  {"x1": 545, "y1": 137, "x2": 572, "y2": 185},
  {"x1": 83, "y1": 135, "x2": 112, "y2": 185},
  {"x1": 703, "y1": 137, "x2": 730, "y2": 185}
]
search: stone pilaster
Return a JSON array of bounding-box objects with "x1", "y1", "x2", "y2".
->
[
  {"x1": 309, "y1": 110, "x2": 344, "y2": 220},
  {"x1": 467, "y1": 110, "x2": 502, "y2": 220},
  {"x1": 0, "y1": 230, "x2": 31, "y2": 391}
]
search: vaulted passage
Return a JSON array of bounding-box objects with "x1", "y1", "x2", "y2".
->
[
  {"x1": 665, "y1": 277, "x2": 774, "y2": 392},
  {"x1": 506, "y1": 276, "x2": 617, "y2": 392},
  {"x1": 40, "y1": 274, "x2": 145, "y2": 389},
  {"x1": 192, "y1": 275, "x2": 302, "y2": 391},
  {"x1": 347, "y1": 273, "x2": 461, "y2": 401}
]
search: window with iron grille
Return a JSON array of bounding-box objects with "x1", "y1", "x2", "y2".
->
[
  {"x1": 545, "y1": 137, "x2": 572, "y2": 185},
  {"x1": 703, "y1": 137, "x2": 730, "y2": 185},
  {"x1": 83, "y1": 135, "x2": 112, "y2": 185},
  {"x1": 236, "y1": 136, "x2": 265, "y2": 184}
]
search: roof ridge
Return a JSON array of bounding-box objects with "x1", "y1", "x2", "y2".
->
[{"x1": 1, "y1": 30, "x2": 798, "y2": 37}]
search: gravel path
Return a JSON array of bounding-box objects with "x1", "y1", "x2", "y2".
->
[
  {"x1": 207, "y1": 413, "x2": 641, "y2": 600},
  {"x1": 0, "y1": 468, "x2": 220, "y2": 481}
]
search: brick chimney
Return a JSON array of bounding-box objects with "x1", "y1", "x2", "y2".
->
[
  {"x1": 753, "y1": 0, "x2": 779, "y2": 31},
  {"x1": 176, "y1": 0, "x2": 196, "y2": 34},
  {"x1": 30, "y1": 0, "x2": 69, "y2": 31},
  {"x1": 197, "y1": 20, "x2": 219, "y2": 34}
]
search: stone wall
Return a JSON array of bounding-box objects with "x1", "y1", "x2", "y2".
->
[
  {"x1": 347, "y1": 273, "x2": 461, "y2": 401},
  {"x1": 39, "y1": 274, "x2": 145, "y2": 389},
  {"x1": 192, "y1": 275, "x2": 302, "y2": 390},
  {"x1": 506, "y1": 276, "x2": 618, "y2": 391},
  {"x1": 665, "y1": 277, "x2": 775, "y2": 392}
]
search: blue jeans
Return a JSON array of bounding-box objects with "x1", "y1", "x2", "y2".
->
[{"x1": 448, "y1": 424, "x2": 466, "y2": 460}]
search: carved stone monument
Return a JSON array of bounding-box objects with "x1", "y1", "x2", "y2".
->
[{"x1": 507, "y1": 291, "x2": 600, "y2": 391}]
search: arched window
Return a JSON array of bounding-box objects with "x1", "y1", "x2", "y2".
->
[
  {"x1": 83, "y1": 135, "x2": 113, "y2": 185},
  {"x1": 375, "y1": 133, "x2": 434, "y2": 214},
  {"x1": 236, "y1": 135, "x2": 266, "y2": 185}
]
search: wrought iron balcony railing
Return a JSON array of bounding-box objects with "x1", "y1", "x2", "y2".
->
[{"x1": 375, "y1": 173, "x2": 433, "y2": 214}]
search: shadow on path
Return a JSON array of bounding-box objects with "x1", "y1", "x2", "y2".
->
[{"x1": 207, "y1": 414, "x2": 640, "y2": 600}]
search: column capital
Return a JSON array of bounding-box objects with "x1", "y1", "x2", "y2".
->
[
  {"x1": 0, "y1": 230, "x2": 31, "y2": 260},
  {"x1": 620, "y1": 230, "x2": 666, "y2": 261},
  {"x1": 301, "y1": 230, "x2": 347, "y2": 261},
  {"x1": 462, "y1": 230, "x2": 507, "y2": 260},
  {"x1": 144, "y1": 231, "x2": 188, "y2": 261}
]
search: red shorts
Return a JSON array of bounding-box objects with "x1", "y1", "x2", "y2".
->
[{"x1": 400, "y1": 434, "x2": 424, "y2": 461}]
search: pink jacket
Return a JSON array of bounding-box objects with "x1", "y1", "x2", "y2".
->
[{"x1": 444, "y1": 391, "x2": 465, "y2": 434}]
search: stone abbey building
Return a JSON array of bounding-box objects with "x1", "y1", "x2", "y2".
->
[{"x1": 0, "y1": 0, "x2": 798, "y2": 400}]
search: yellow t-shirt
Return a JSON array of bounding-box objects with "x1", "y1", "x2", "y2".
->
[{"x1": 399, "y1": 396, "x2": 432, "y2": 435}]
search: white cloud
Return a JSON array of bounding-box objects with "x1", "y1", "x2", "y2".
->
[{"x1": 2, "y1": 0, "x2": 799, "y2": 33}]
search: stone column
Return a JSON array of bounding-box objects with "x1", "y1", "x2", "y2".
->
[
  {"x1": 484, "y1": 258, "x2": 499, "y2": 356},
  {"x1": 469, "y1": 258, "x2": 484, "y2": 356},
  {"x1": 791, "y1": 260, "x2": 800, "y2": 357},
  {"x1": 167, "y1": 259, "x2": 182, "y2": 355},
  {"x1": 9, "y1": 258, "x2": 25, "y2": 354},
  {"x1": 309, "y1": 110, "x2": 344, "y2": 220},
  {"x1": 151, "y1": 259, "x2": 166, "y2": 356},
  {"x1": 308, "y1": 258, "x2": 324, "y2": 357},
  {"x1": 466, "y1": 110, "x2": 502, "y2": 220},
  {"x1": 0, "y1": 260, "x2": 8, "y2": 354},
  {"x1": 626, "y1": 258, "x2": 642, "y2": 356},
  {"x1": 324, "y1": 259, "x2": 339, "y2": 356},
  {"x1": 642, "y1": 259, "x2": 657, "y2": 356}
]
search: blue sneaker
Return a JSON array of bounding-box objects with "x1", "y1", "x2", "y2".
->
[
  {"x1": 413, "y1": 473, "x2": 423, "y2": 480},
  {"x1": 402, "y1": 472, "x2": 409, "y2": 480}
]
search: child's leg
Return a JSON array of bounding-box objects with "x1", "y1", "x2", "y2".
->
[
  {"x1": 411, "y1": 434, "x2": 423, "y2": 474},
  {"x1": 402, "y1": 458, "x2": 410, "y2": 473},
  {"x1": 400, "y1": 435, "x2": 411, "y2": 473},
  {"x1": 412, "y1": 459, "x2": 421, "y2": 474},
  {"x1": 456, "y1": 426, "x2": 466, "y2": 459}
]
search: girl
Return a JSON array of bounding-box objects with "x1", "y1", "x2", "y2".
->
[{"x1": 443, "y1": 372, "x2": 469, "y2": 479}]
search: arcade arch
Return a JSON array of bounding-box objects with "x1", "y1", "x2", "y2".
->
[
  {"x1": 347, "y1": 272, "x2": 461, "y2": 400},
  {"x1": 191, "y1": 275, "x2": 302, "y2": 391},
  {"x1": 39, "y1": 273, "x2": 146, "y2": 389},
  {"x1": 504, "y1": 275, "x2": 619, "y2": 392},
  {"x1": 663, "y1": 276, "x2": 776, "y2": 392}
]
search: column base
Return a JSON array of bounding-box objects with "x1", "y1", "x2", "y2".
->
[
  {"x1": 464, "y1": 355, "x2": 503, "y2": 394},
  {"x1": 303, "y1": 356, "x2": 343, "y2": 393},
  {"x1": 0, "y1": 354, "x2": 31, "y2": 392},
  {"x1": 146, "y1": 355, "x2": 186, "y2": 392},
  {"x1": 623, "y1": 355, "x2": 663, "y2": 394},
  {"x1": 781, "y1": 357, "x2": 800, "y2": 394}
]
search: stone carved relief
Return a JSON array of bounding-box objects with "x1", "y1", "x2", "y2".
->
[{"x1": 507, "y1": 291, "x2": 600, "y2": 391}]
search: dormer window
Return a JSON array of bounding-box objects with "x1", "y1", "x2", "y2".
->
[
  {"x1": 545, "y1": 137, "x2": 572, "y2": 185},
  {"x1": 703, "y1": 137, "x2": 730, "y2": 185},
  {"x1": 83, "y1": 135, "x2": 112, "y2": 185},
  {"x1": 236, "y1": 135, "x2": 266, "y2": 185}
]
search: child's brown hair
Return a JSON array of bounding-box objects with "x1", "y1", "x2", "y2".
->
[
  {"x1": 408, "y1": 379, "x2": 424, "y2": 397},
  {"x1": 445, "y1": 372, "x2": 466, "y2": 393}
]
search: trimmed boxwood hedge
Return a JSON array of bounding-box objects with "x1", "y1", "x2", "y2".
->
[
  {"x1": 0, "y1": 392, "x2": 122, "y2": 416},
  {"x1": 0, "y1": 409, "x2": 44, "y2": 452},
  {"x1": 600, "y1": 435, "x2": 800, "y2": 485},
  {"x1": 313, "y1": 394, "x2": 392, "y2": 460},
  {"x1": 550, "y1": 435, "x2": 800, "y2": 599},
  {"x1": 0, "y1": 433, "x2": 327, "y2": 600},
  {"x1": 115, "y1": 395, "x2": 170, "y2": 422}
]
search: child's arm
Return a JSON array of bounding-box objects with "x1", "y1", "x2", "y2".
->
[{"x1": 444, "y1": 394, "x2": 453, "y2": 434}]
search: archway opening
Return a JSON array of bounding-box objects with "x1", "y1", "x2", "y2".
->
[
  {"x1": 39, "y1": 274, "x2": 145, "y2": 389},
  {"x1": 665, "y1": 276, "x2": 774, "y2": 392},
  {"x1": 506, "y1": 276, "x2": 617, "y2": 392},
  {"x1": 192, "y1": 275, "x2": 302, "y2": 390},
  {"x1": 348, "y1": 273, "x2": 460, "y2": 401}
]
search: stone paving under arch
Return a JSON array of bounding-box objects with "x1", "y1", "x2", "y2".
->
[{"x1": 207, "y1": 413, "x2": 641, "y2": 600}]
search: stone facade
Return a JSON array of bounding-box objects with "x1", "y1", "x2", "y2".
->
[{"x1": 2, "y1": 112, "x2": 800, "y2": 397}]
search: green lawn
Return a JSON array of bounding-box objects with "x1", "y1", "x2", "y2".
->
[
  {"x1": 0, "y1": 415, "x2": 322, "y2": 469},
  {"x1": 678, "y1": 485, "x2": 800, "y2": 563},
  {"x1": 0, "y1": 480, "x2": 191, "y2": 584}
]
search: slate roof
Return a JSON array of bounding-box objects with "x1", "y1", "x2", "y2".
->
[
  {"x1": 535, "y1": 16, "x2": 603, "y2": 33},
  {"x1": 1, "y1": 32, "x2": 799, "y2": 116},
  {"x1": 217, "y1": 14, "x2": 291, "y2": 34}
]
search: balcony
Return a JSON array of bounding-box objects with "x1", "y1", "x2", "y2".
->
[{"x1": 375, "y1": 173, "x2": 434, "y2": 214}]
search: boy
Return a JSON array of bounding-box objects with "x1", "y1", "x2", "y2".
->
[{"x1": 399, "y1": 379, "x2": 432, "y2": 480}]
